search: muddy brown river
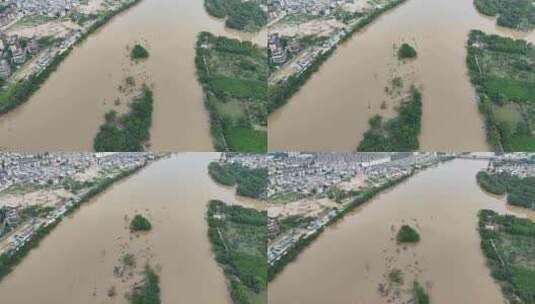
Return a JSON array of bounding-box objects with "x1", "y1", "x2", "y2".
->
[
  {"x1": 269, "y1": 159, "x2": 535, "y2": 304},
  {"x1": 0, "y1": 153, "x2": 262, "y2": 303},
  {"x1": 268, "y1": 0, "x2": 535, "y2": 152},
  {"x1": 0, "y1": 0, "x2": 265, "y2": 151}
]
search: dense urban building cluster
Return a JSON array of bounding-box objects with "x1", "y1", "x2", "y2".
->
[
  {"x1": 0, "y1": 0, "x2": 83, "y2": 25},
  {"x1": 487, "y1": 153, "x2": 535, "y2": 177},
  {"x1": 268, "y1": 0, "x2": 389, "y2": 83},
  {"x1": 268, "y1": 152, "x2": 435, "y2": 197}
]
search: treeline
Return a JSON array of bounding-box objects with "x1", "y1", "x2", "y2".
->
[
  {"x1": 478, "y1": 209, "x2": 535, "y2": 303},
  {"x1": 93, "y1": 86, "x2": 153, "y2": 152},
  {"x1": 129, "y1": 265, "x2": 161, "y2": 304},
  {"x1": 466, "y1": 30, "x2": 535, "y2": 151},
  {"x1": 204, "y1": 0, "x2": 267, "y2": 32},
  {"x1": 208, "y1": 161, "x2": 268, "y2": 199},
  {"x1": 0, "y1": 165, "x2": 144, "y2": 283},
  {"x1": 269, "y1": 172, "x2": 413, "y2": 280},
  {"x1": 477, "y1": 171, "x2": 535, "y2": 209},
  {"x1": 0, "y1": 50, "x2": 69, "y2": 114},
  {"x1": 268, "y1": 0, "x2": 407, "y2": 113},
  {"x1": 474, "y1": 0, "x2": 534, "y2": 31},
  {"x1": 195, "y1": 32, "x2": 267, "y2": 152},
  {"x1": 357, "y1": 86, "x2": 422, "y2": 151},
  {"x1": 207, "y1": 200, "x2": 267, "y2": 304},
  {"x1": 0, "y1": 0, "x2": 142, "y2": 115}
]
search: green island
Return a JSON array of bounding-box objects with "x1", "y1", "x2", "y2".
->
[
  {"x1": 478, "y1": 209, "x2": 535, "y2": 304},
  {"x1": 476, "y1": 171, "x2": 535, "y2": 209},
  {"x1": 357, "y1": 87, "x2": 422, "y2": 152},
  {"x1": 0, "y1": 165, "x2": 145, "y2": 283},
  {"x1": 268, "y1": 172, "x2": 415, "y2": 280},
  {"x1": 93, "y1": 86, "x2": 154, "y2": 152},
  {"x1": 208, "y1": 161, "x2": 268, "y2": 199},
  {"x1": 398, "y1": 43, "x2": 417, "y2": 60},
  {"x1": 130, "y1": 214, "x2": 152, "y2": 232},
  {"x1": 413, "y1": 281, "x2": 431, "y2": 304},
  {"x1": 131, "y1": 44, "x2": 150, "y2": 61},
  {"x1": 0, "y1": 0, "x2": 143, "y2": 115},
  {"x1": 195, "y1": 32, "x2": 267, "y2": 152},
  {"x1": 204, "y1": 0, "x2": 267, "y2": 32},
  {"x1": 127, "y1": 265, "x2": 161, "y2": 304},
  {"x1": 466, "y1": 30, "x2": 535, "y2": 151},
  {"x1": 474, "y1": 0, "x2": 535, "y2": 31},
  {"x1": 268, "y1": 0, "x2": 407, "y2": 113},
  {"x1": 207, "y1": 200, "x2": 267, "y2": 304},
  {"x1": 397, "y1": 225, "x2": 421, "y2": 243}
]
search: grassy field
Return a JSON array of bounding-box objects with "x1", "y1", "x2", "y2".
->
[
  {"x1": 467, "y1": 30, "x2": 535, "y2": 151},
  {"x1": 478, "y1": 210, "x2": 535, "y2": 303},
  {"x1": 196, "y1": 32, "x2": 268, "y2": 152},
  {"x1": 207, "y1": 200, "x2": 267, "y2": 304}
]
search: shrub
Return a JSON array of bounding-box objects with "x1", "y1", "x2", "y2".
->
[
  {"x1": 130, "y1": 214, "x2": 152, "y2": 232},
  {"x1": 397, "y1": 225, "x2": 420, "y2": 243},
  {"x1": 398, "y1": 43, "x2": 417, "y2": 59}
]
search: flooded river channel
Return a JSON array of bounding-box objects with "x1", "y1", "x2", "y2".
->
[
  {"x1": 0, "y1": 153, "x2": 262, "y2": 303},
  {"x1": 269, "y1": 159, "x2": 535, "y2": 304},
  {"x1": 269, "y1": 0, "x2": 535, "y2": 151},
  {"x1": 0, "y1": 0, "x2": 264, "y2": 151}
]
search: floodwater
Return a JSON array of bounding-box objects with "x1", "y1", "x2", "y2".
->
[
  {"x1": 268, "y1": 0, "x2": 535, "y2": 151},
  {"x1": 0, "y1": 0, "x2": 265, "y2": 151},
  {"x1": 0, "y1": 153, "x2": 263, "y2": 303},
  {"x1": 269, "y1": 159, "x2": 535, "y2": 304}
]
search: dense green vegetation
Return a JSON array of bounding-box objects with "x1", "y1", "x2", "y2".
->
[
  {"x1": 130, "y1": 214, "x2": 152, "y2": 232},
  {"x1": 208, "y1": 161, "x2": 268, "y2": 199},
  {"x1": 196, "y1": 32, "x2": 267, "y2": 151},
  {"x1": 388, "y1": 269, "x2": 404, "y2": 284},
  {"x1": 467, "y1": 30, "x2": 535, "y2": 151},
  {"x1": 204, "y1": 0, "x2": 267, "y2": 32},
  {"x1": 476, "y1": 170, "x2": 535, "y2": 209},
  {"x1": 93, "y1": 87, "x2": 153, "y2": 152},
  {"x1": 129, "y1": 265, "x2": 161, "y2": 304},
  {"x1": 131, "y1": 44, "x2": 149, "y2": 61},
  {"x1": 207, "y1": 200, "x2": 267, "y2": 304},
  {"x1": 397, "y1": 225, "x2": 421, "y2": 243},
  {"x1": 479, "y1": 209, "x2": 535, "y2": 303},
  {"x1": 0, "y1": 166, "x2": 144, "y2": 283},
  {"x1": 357, "y1": 86, "x2": 422, "y2": 151},
  {"x1": 413, "y1": 281, "x2": 431, "y2": 304},
  {"x1": 476, "y1": 171, "x2": 508, "y2": 195},
  {"x1": 474, "y1": 0, "x2": 535, "y2": 31},
  {"x1": 268, "y1": 0, "x2": 407, "y2": 113},
  {"x1": 0, "y1": 0, "x2": 142, "y2": 115},
  {"x1": 398, "y1": 43, "x2": 417, "y2": 59},
  {"x1": 269, "y1": 172, "x2": 415, "y2": 280}
]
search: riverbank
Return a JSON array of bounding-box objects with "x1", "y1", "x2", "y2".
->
[
  {"x1": 268, "y1": 167, "x2": 418, "y2": 281},
  {"x1": 195, "y1": 32, "x2": 268, "y2": 152},
  {"x1": 0, "y1": 161, "x2": 149, "y2": 283},
  {"x1": 0, "y1": 0, "x2": 143, "y2": 115},
  {"x1": 268, "y1": 0, "x2": 407, "y2": 113}
]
